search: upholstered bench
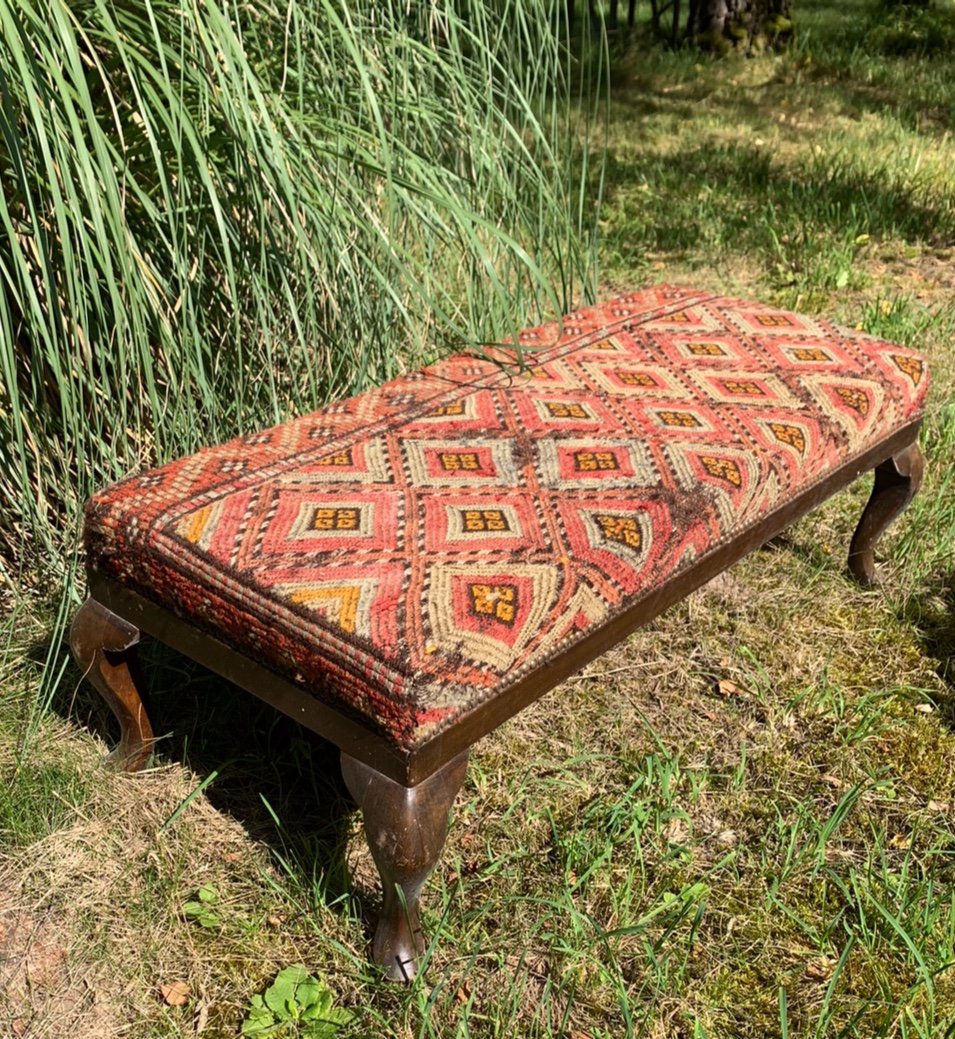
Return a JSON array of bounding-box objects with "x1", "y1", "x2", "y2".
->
[{"x1": 71, "y1": 285, "x2": 927, "y2": 981}]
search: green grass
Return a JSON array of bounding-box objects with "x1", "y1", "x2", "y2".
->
[
  {"x1": 2, "y1": 1, "x2": 955, "y2": 1037},
  {"x1": 0, "y1": 758, "x2": 89, "y2": 847},
  {"x1": 0, "y1": 0, "x2": 600, "y2": 576}
]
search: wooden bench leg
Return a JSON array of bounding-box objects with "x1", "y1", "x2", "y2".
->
[
  {"x1": 70, "y1": 598, "x2": 154, "y2": 771},
  {"x1": 340, "y1": 749, "x2": 469, "y2": 982},
  {"x1": 849, "y1": 441, "x2": 924, "y2": 587}
]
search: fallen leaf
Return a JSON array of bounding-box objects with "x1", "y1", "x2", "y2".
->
[
  {"x1": 160, "y1": 981, "x2": 191, "y2": 1007},
  {"x1": 717, "y1": 679, "x2": 742, "y2": 698},
  {"x1": 455, "y1": 981, "x2": 472, "y2": 1004},
  {"x1": 928, "y1": 800, "x2": 950, "y2": 813},
  {"x1": 806, "y1": 955, "x2": 837, "y2": 980},
  {"x1": 915, "y1": 703, "x2": 935, "y2": 714}
]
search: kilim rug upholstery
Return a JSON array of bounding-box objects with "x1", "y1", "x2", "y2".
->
[{"x1": 84, "y1": 286, "x2": 929, "y2": 752}]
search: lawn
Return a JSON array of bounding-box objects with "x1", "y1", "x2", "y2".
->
[{"x1": 2, "y1": 1, "x2": 954, "y2": 1037}]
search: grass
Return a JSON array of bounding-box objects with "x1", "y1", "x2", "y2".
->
[
  {"x1": 2, "y1": 0, "x2": 955, "y2": 1036},
  {"x1": 0, "y1": 0, "x2": 599, "y2": 575}
]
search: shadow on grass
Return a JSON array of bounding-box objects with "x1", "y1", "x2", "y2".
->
[
  {"x1": 811, "y1": 73, "x2": 955, "y2": 137},
  {"x1": 606, "y1": 0, "x2": 955, "y2": 135},
  {"x1": 54, "y1": 642, "x2": 372, "y2": 926},
  {"x1": 594, "y1": 0, "x2": 955, "y2": 272},
  {"x1": 910, "y1": 572, "x2": 955, "y2": 724},
  {"x1": 601, "y1": 140, "x2": 955, "y2": 261}
]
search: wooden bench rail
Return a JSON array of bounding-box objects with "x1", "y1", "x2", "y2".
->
[{"x1": 76, "y1": 422, "x2": 923, "y2": 787}]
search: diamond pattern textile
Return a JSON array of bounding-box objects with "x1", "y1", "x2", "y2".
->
[{"x1": 84, "y1": 286, "x2": 929, "y2": 750}]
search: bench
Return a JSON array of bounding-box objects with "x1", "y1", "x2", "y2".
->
[{"x1": 70, "y1": 285, "x2": 928, "y2": 981}]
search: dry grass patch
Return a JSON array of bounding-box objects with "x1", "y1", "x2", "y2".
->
[{"x1": 0, "y1": 724, "x2": 367, "y2": 1037}]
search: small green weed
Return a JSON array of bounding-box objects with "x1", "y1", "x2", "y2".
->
[
  {"x1": 183, "y1": 884, "x2": 221, "y2": 930},
  {"x1": 241, "y1": 966, "x2": 353, "y2": 1038}
]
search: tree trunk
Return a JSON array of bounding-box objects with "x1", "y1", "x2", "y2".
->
[{"x1": 685, "y1": 0, "x2": 792, "y2": 50}]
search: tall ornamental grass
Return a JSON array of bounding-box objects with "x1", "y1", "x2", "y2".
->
[{"x1": 0, "y1": 0, "x2": 602, "y2": 583}]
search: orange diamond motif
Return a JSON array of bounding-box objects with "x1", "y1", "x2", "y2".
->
[
  {"x1": 469, "y1": 583, "x2": 518, "y2": 625},
  {"x1": 595, "y1": 514, "x2": 642, "y2": 550},
  {"x1": 757, "y1": 314, "x2": 793, "y2": 327},
  {"x1": 426, "y1": 400, "x2": 466, "y2": 417},
  {"x1": 700, "y1": 455, "x2": 743, "y2": 487},
  {"x1": 657, "y1": 410, "x2": 701, "y2": 428},
  {"x1": 835, "y1": 386, "x2": 869, "y2": 416},
  {"x1": 892, "y1": 354, "x2": 924, "y2": 386},
  {"x1": 546, "y1": 401, "x2": 591, "y2": 419},
  {"x1": 688, "y1": 342, "x2": 726, "y2": 356},
  {"x1": 793, "y1": 347, "x2": 831, "y2": 362},
  {"x1": 722, "y1": 379, "x2": 764, "y2": 396},
  {"x1": 440, "y1": 451, "x2": 480, "y2": 471},
  {"x1": 316, "y1": 448, "x2": 353, "y2": 466},
  {"x1": 288, "y1": 585, "x2": 363, "y2": 633},
  {"x1": 618, "y1": 371, "x2": 656, "y2": 387},
  {"x1": 311, "y1": 507, "x2": 361, "y2": 531},
  {"x1": 575, "y1": 451, "x2": 619, "y2": 472},
  {"x1": 770, "y1": 423, "x2": 806, "y2": 453},
  {"x1": 461, "y1": 509, "x2": 510, "y2": 532}
]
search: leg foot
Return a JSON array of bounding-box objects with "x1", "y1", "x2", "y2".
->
[
  {"x1": 69, "y1": 598, "x2": 154, "y2": 771},
  {"x1": 849, "y1": 441, "x2": 924, "y2": 587},
  {"x1": 341, "y1": 750, "x2": 469, "y2": 982}
]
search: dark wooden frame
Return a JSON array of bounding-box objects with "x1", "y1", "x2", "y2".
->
[{"x1": 70, "y1": 424, "x2": 923, "y2": 981}]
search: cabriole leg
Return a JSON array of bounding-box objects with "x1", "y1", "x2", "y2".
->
[
  {"x1": 69, "y1": 598, "x2": 154, "y2": 771},
  {"x1": 849, "y1": 441, "x2": 924, "y2": 587},
  {"x1": 341, "y1": 750, "x2": 469, "y2": 982}
]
